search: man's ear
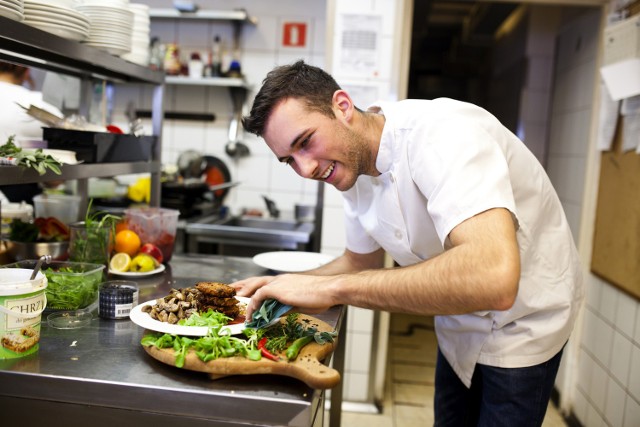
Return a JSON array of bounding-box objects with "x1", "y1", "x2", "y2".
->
[{"x1": 332, "y1": 89, "x2": 354, "y2": 122}]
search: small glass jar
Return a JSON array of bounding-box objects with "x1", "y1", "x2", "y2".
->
[
  {"x1": 99, "y1": 280, "x2": 139, "y2": 320},
  {"x1": 68, "y1": 221, "x2": 112, "y2": 268}
]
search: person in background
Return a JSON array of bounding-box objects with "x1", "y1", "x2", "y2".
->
[
  {"x1": 0, "y1": 61, "x2": 63, "y2": 142},
  {"x1": 232, "y1": 60, "x2": 584, "y2": 426},
  {"x1": 0, "y1": 61, "x2": 64, "y2": 204}
]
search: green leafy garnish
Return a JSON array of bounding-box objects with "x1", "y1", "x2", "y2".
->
[
  {"x1": 263, "y1": 313, "x2": 337, "y2": 354},
  {"x1": 142, "y1": 324, "x2": 263, "y2": 366},
  {"x1": 41, "y1": 265, "x2": 103, "y2": 310},
  {"x1": 178, "y1": 309, "x2": 231, "y2": 327},
  {"x1": 0, "y1": 135, "x2": 62, "y2": 175},
  {"x1": 245, "y1": 298, "x2": 292, "y2": 329}
]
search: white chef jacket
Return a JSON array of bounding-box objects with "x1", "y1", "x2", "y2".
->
[
  {"x1": 342, "y1": 98, "x2": 584, "y2": 387},
  {"x1": 0, "y1": 81, "x2": 63, "y2": 143}
]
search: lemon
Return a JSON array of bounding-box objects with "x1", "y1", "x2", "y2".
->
[
  {"x1": 110, "y1": 252, "x2": 131, "y2": 273},
  {"x1": 130, "y1": 253, "x2": 158, "y2": 272}
]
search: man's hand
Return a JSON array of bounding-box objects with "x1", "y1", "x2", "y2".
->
[
  {"x1": 239, "y1": 273, "x2": 340, "y2": 321},
  {"x1": 230, "y1": 275, "x2": 277, "y2": 298}
]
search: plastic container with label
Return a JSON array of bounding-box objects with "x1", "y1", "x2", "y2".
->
[{"x1": 0, "y1": 268, "x2": 47, "y2": 359}]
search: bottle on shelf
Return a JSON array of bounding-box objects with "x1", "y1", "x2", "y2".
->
[
  {"x1": 148, "y1": 37, "x2": 165, "y2": 71},
  {"x1": 163, "y1": 43, "x2": 182, "y2": 76},
  {"x1": 210, "y1": 35, "x2": 222, "y2": 77},
  {"x1": 226, "y1": 49, "x2": 242, "y2": 78},
  {"x1": 188, "y1": 52, "x2": 203, "y2": 78}
]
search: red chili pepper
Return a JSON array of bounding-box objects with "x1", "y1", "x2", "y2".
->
[{"x1": 258, "y1": 337, "x2": 281, "y2": 361}]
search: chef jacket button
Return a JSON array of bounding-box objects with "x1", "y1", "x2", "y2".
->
[
  {"x1": 395, "y1": 230, "x2": 402, "y2": 239},
  {"x1": 390, "y1": 175, "x2": 395, "y2": 183}
]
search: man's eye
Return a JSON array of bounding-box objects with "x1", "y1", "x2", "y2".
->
[{"x1": 300, "y1": 135, "x2": 311, "y2": 148}]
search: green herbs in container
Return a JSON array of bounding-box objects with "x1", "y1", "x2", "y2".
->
[
  {"x1": 68, "y1": 199, "x2": 121, "y2": 267},
  {"x1": 3, "y1": 260, "x2": 105, "y2": 310}
]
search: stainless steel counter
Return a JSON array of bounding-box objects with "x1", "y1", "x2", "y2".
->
[{"x1": 0, "y1": 254, "x2": 346, "y2": 426}]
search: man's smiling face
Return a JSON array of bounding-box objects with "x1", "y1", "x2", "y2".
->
[{"x1": 263, "y1": 96, "x2": 372, "y2": 192}]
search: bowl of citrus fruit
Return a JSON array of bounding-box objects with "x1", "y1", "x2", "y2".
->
[{"x1": 108, "y1": 225, "x2": 166, "y2": 276}]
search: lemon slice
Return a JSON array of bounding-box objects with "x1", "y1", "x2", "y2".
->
[{"x1": 110, "y1": 252, "x2": 132, "y2": 273}]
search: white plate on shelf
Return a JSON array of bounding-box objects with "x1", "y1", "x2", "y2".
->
[
  {"x1": 0, "y1": 4, "x2": 22, "y2": 20},
  {"x1": 41, "y1": 149, "x2": 81, "y2": 165},
  {"x1": 129, "y1": 296, "x2": 249, "y2": 336},
  {"x1": 24, "y1": 2, "x2": 90, "y2": 25},
  {"x1": 109, "y1": 263, "x2": 165, "y2": 277},
  {"x1": 0, "y1": 1, "x2": 22, "y2": 13},
  {"x1": 252, "y1": 251, "x2": 335, "y2": 273}
]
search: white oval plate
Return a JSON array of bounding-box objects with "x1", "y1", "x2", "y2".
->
[
  {"x1": 41, "y1": 149, "x2": 81, "y2": 165},
  {"x1": 109, "y1": 263, "x2": 165, "y2": 277},
  {"x1": 129, "y1": 296, "x2": 249, "y2": 336},
  {"x1": 252, "y1": 251, "x2": 335, "y2": 273}
]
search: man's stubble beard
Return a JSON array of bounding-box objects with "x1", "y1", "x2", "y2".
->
[{"x1": 335, "y1": 123, "x2": 374, "y2": 192}]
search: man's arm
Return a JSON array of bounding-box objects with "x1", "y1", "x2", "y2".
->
[
  {"x1": 303, "y1": 247, "x2": 386, "y2": 276},
  {"x1": 331, "y1": 207, "x2": 520, "y2": 315},
  {"x1": 243, "y1": 208, "x2": 520, "y2": 317}
]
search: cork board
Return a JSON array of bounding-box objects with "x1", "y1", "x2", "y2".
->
[{"x1": 591, "y1": 116, "x2": 640, "y2": 300}]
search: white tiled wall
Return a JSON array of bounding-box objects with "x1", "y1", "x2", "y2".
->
[
  {"x1": 489, "y1": 5, "x2": 640, "y2": 425},
  {"x1": 547, "y1": 8, "x2": 640, "y2": 427},
  {"x1": 111, "y1": 0, "x2": 329, "y2": 216},
  {"x1": 325, "y1": 0, "x2": 405, "y2": 408}
]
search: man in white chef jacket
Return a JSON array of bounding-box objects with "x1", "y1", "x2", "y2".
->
[
  {"x1": 232, "y1": 60, "x2": 584, "y2": 426},
  {"x1": 0, "y1": 61, "x2": 65, "y2": 204}
]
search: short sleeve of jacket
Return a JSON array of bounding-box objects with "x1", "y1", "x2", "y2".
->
[
  {"x1": 409, "y1": 109, "x2": 517, "y2": 243},
  {"x1": 342, "y1": 185, "x2": 381, "y2": 254}
]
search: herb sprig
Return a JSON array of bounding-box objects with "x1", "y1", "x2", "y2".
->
[{"x1": 0, "y1": 135, "x2": 62, "y2": 175}]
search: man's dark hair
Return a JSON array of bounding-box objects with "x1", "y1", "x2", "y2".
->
[
  {"x1": 242, "y1": 60, "x2": 341, "y2": 137},
  {"x1": 0, "y1": 61, "x2": 28, "y2": 78}
]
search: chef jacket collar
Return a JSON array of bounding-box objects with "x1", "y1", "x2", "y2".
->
[{"x1": 367, "y1": 102, "x2": 393, "y2": 175}]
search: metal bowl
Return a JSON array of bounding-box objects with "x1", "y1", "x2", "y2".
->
[{"x1": 3, "y1": 240, "x2": 70, "y2": 262}]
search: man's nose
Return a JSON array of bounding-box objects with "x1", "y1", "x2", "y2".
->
[{"x1": 293, "y1": 153, "x2": 317, "y2": 178}]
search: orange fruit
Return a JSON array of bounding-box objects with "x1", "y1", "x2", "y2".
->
[{"x1": 114, "y1": 229, "x2": 141, "y2": 256}]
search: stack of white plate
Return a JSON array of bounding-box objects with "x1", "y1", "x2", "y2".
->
[
  {"x1": 121, "y1": 3, "x2": 149, "y2": 66},
  {"x1": 76, "y1": 0, "x2": 133, "y2": 56},
  {"x1": 0, "y1": 0, "x2": 23, "y2": 22},
  {"x1": 22, "y1": 0, "x2": 89, "y2": 41}
]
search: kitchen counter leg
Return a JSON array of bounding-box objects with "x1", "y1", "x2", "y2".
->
[{"x1": 329, "y1": 307, "x2": 347, "y2": 427}]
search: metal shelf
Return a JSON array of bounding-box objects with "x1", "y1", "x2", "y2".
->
[
  {"x1": 0, "y1": 16, "x2": 163, "y2": 84},
  {"x1": 0, "y1": 17, "x2": 165, "y2": 206},
  {"x1": 164, "y1": 75, "x2": 251, "y2": 88},
  {"x1": 149, "y1": 8, "x2": 257, "y2": 25},
  {"x1": 0, "y1": 162, "x2": 162, "y2": 186}
]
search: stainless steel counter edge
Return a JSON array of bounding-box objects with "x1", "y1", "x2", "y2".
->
[{"x1": 0, "y1": 370, "x2": 322, "y2": 425}]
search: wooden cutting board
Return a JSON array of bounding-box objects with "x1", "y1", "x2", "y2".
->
[{"x1": 142, "y1": 314, "x2": 340, "y2": 389}]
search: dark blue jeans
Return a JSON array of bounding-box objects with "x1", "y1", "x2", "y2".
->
[{"x1": 434, "y1": 345, "x2": 564, "y2": 427}]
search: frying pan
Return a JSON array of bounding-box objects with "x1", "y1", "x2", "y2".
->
[{"x1": 202, "y1": 155, "x2": 232, "y2": 200}]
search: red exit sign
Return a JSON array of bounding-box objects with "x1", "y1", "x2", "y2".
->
[{"x1": 282, "y1": 22, "x2": 307, "y2": 48}]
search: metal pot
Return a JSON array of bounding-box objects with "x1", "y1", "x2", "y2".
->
[{"x1": 3, "y1": 240, "x2": 69, "y2": 262}]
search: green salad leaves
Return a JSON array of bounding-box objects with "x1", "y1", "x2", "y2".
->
[
  {"x1": 141, "y1": 314, "x2": 262, "y2": 368},
  {"x1": 141, "y1": 312, "x2": 337, "y2": 367}
]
